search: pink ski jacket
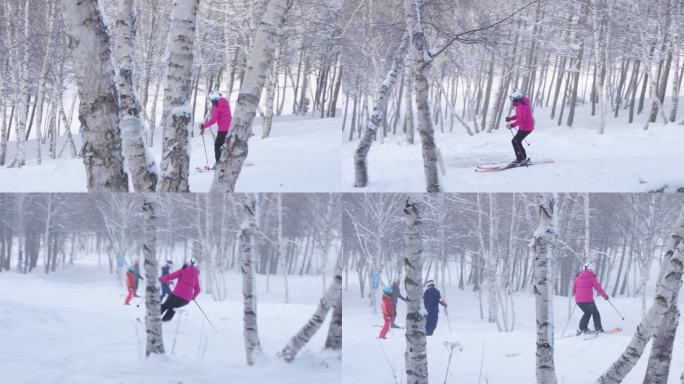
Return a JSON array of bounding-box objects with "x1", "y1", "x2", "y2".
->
[
  {"x1": 573, "y1": 270, "x2": 608, "y2": 303},
  {"x1": 159, "y1": 266, "x2": 201, "y2": 302},
  {"x1": 508, "y1": 96, "x2": 534, "y2": 132},
  {"x1": 201, "y1": 98, "x2": 232, "y2": 132}
]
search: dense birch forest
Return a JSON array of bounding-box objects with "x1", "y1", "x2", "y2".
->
[
  {"x1": 0, "y1": 0, "x2": 342, "y2": 191},
  {"x1": 342, "y1": 0, "x2": 684, "y2": 192},
  {"x1": 343, "y1": 193, "x2": 684, "y2": 383}
]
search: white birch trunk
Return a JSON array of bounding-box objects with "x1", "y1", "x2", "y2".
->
[
  {"x1": 532, "y1": 194, "x2": 558, "y2": 384},
  {"x1": 595, "y1": 207, "x2": 684, "y2": 384},
  {"x1": 404, "y1": 0, "x2": 441, "y2": 192},
  {"x1": 261, "y1": 43, "x2": 281, "y2": 139},
  {"x1": 158, "y1": 0, "x2": 200, "y2": 192},
  {"x1": 59, "y1": 0, "x2": 129, "y2": 191},
  {"x1": 114, "y1": 0, "x2": 158, "y2": 192},
  {"x1": 34, "y1": 1, "x2": 58, "y2": 166},
  {"x1": 241, "y1": 194, "x2": 261, "y2": 365},
  {"x1": 404, "y1": 196, "x2": 428, "y2": 384},
  {"x1": 277, "y1": 194, "x2": 289, "y2": 303},
  {"x1": 143, "y1": 196, "x2": 164, "y2": 356},
  {"x1": 11, "y1": 0, "x2": 31, "y2": 168},
  {"x1": 210, "y1": 0, "x2": 289, "y2": 192},
  {"x1": 354, "y1": 35, "x2": 409, "y2": 188},
  {"x1": 280, "y1": 253, "x2": 343, "y2": 362},
  {"x1": 324, "y1": 293, "x2": 342, "y2": 350}
]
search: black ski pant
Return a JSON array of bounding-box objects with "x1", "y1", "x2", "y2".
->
[
  {"x1": 161, "y1": 294, "x2": 189, "y2": 322},
  {"x1": 577, "y1": 301, "x2": 603, "y2": 331},
  {"x1": 511, "y1": 130, "x2": 531, "y2": 161},
  {"x1": 215, "y1": 131, "x2": 228, "y2": 164},
  {"x1": 425, "y1": 311, "x2": 439, "y2": 336}
]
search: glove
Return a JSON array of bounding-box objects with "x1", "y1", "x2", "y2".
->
[
  {"x1": 604, "y1": 295, "x2": 609, "y2": 300},
  {"x1": 506, "y1": 123, "x2": 513, "y2": 129},
  {"x1": 505, "y1": 116, "x2": 511, "y2": 122},
  {"x1": 199, "y1": 125, "x2": 205, "y2": 135}
]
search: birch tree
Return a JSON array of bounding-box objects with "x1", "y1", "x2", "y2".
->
[
  {"x1": 59, "y1": 0, "x2": 129, "y2": 191},
  {"x1": 403, "y1": 0, "x2": 441, "y2": 192},
  {"x1": 531, "y1": 194, "x2": 558, "y2": 384},
  {"x1": 143, "y1": 196, "x2": 164, "y2": 356},
  {"x1": 280, "y1": 252, "x2": 343, "y2": 362},
  {"x1": 240, "y1": 194, "x2": 261, "y2": 365},
  {"x1": 114, "y1": 0, "x2": 158, "y2": 192},
  {"x1": 596, "y1": 206, "x2": 684, "y2": 384},
  {"x1": 210, "y1": 0, "x2": 291, "y2": 192},
  {"x1": 158, "y1": 0, "x2": 200, "y2": 192},
  {"x1": 354, "y1": 35, "x2": 409, "y2": 188},
  {"x1": 404, "y1": 196, "x2": 428, "y2": 384}
]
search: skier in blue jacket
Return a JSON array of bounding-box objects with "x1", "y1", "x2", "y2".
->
[
  {"x1": 423, "y1": 280, "x2": 447, "y2": 336},
  {"x1": 160, "y1": 260, "x2": 173, "y2": 301}
]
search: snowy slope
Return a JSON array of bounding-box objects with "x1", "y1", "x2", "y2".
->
[
  {"x1": 0, "y1": 265, "x2": 340, "y2": 384},
  {"x1": 343, "y1": 105, "x2": 684, "y2": 192},
  {"x1": 343, "y1": 287, "x2": 684, "y2": 384},
  {"x1": 0, "y1": 115, "x2": 341, "y2": 192}
]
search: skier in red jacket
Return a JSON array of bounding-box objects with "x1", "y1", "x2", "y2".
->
[
  {"x1": 378, "y1": 287, "x2": 395, "y2": 339},
  {"x1": 505, "y1": 90, "x2": 535, "y2": 165},
  {"x1": 124, "y1": 265, "x2": 136, "y2": 305},
  {"x1": 572, "y1": 263, "x2": 608, "y2": 335},
  {"x1": 200, "y1": 90, "x2": 232, "y2": 169},
  {"x1": 159, "y1": 258, "x2": 201, "y2": 321}
]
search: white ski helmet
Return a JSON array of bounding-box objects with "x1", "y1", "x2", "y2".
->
[
  {"x1": 188, "y1": 257, "x2": 198, "y2": 267},
  {"x1": 208, "y1": 90, "x2": 223, "y2": 101},
  {"x1": 582, "y1": 263, "x2": 592, "y2": 271},
  {"x1": 509, "y1": 89, "x2": 523, "y2": 102},
  {"x1": 425, "y1": 279, "x2": 436, "y2": 288}
]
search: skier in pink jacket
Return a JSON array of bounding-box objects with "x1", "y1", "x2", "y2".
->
[
  {"x1": 159, "y1": 257, "x2": 201, "y2": 321},
  {"x1": 572, "y1": 263, "x2": 608, "y2": 335},
  {"x1": 505, "y1": 90, "x2": 535, "y2": 165},
  {"x1": 200, "y1": 90, "x2": 232, "y2": 169}
]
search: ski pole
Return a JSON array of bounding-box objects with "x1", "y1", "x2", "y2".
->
[
  {"x1": 193, "y1": 299, "x2": 218, "y2": 332},
  {"x1": 561, "y1": 304, "x2": 576, "y2": 335},
  {"x1": 200, "y1": 132, "x2": 210, "y2": 170},
  {"x1": 444, "y1": 307, "x2": 453, "y2": 334},
  {"x1": 607, "y1": 299, "x2": 625, "y2": 320}
]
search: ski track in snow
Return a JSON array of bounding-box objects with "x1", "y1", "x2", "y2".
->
[
  {"x1": 344, "y1": 285, "x2": 684, "y2": 384},
  {"x1": 0, "y1": 263, "x2": 340, "y2": 384},
  {"x1": 343, "y1": 107, "x2": 684, "y2": 192},
  {"x1": 0, "y1": 115, "x2": 341, "y2": 192}
]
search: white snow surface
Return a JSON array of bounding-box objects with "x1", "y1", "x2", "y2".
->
[
  {"x1": 343, "y1": 104, "x2": 684, "y2": 192},
  {"x1": 343, "y1": 283, "x2": 684, "y2": 384},
  {"x1": 0, "y1": 115, "x2": 341, "y2": 192},
  {"x1": 0, "y1": 263, "x2": 340, "y2": 384}
]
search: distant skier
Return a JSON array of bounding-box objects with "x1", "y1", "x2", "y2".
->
[
  {"x1": 131, "y1": 260, "x2": 143, "y2": 297},
  {"x1": 200, "y1": 90, "x2": 233, "y2": 169},
  {"x1": 124, "y1": 265, "x2": 136, "y2": 305},
  {"x1": 378, "y1": 286, "x2": 395, "y2": 339},
  {"x1": 390, "y1": 280, "x2": 406, "y2": 328},
  {"x1": 160, "y1": 260, "x2": 173, "y2": 301},
  {"x1": 573, "y1": 263, "x2": 608, "y2": 335},
  {"x1": 505, "y1": 90, "x2": 535, "y2": 165},
  {"x1": 423, "y1": 280, "x2": 447, "y2": 336},
  {"x1": 159, "y1": 258, "x2": 201, "y2": 322}
]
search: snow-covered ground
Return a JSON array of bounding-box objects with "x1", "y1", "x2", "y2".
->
[
  {"x1": 0, "y1": 263, "x2": 340, "y2": 384},
  {"x1": 0, "y1": 115, "x2": 341, "y2": 192},
  {"x1": 343, "y1": 104, "x2": 684, "y2": 192},
  {"x1": 343, "y1": 285, "x2": 684, "y2": 384}
]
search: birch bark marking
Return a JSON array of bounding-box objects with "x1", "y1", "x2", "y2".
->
[
  {"x1": 354, "y1": 35, "x2": 409, "y2": 188},
  {"x1": 532, "y1": 194, "x2": 558, "y2": 384},
  {"x1": 404, "y1": 196, "x2": 428, "y2": 384},
  {"x1": 59, "y1": 0, "x2": 129, "y2": 191},
  {"x1": 143, "y1": 196, "x2": 164, "y2": 356},
  {"x1": 596, "y1": 207, "x2": 684, "y2": 384},
  {"x1": 158, "y1": 0, "x2": 200, "y2": 192},
  {"x1": 114, "y1": 0, "x2": 158, "y2": 192},
  {"x1": 211, "y1": 0, "x2": 290, "y2": 192}
]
